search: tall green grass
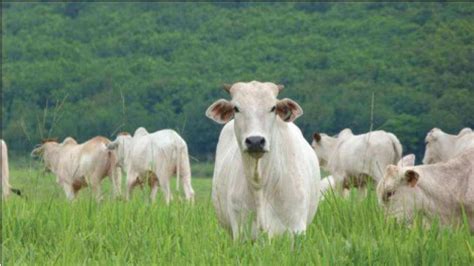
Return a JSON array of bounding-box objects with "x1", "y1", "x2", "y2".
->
[{"x1": 2, "y1": 165, "x2": 473, "y2": 265}]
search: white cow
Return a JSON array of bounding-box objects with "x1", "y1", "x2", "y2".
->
[
  {"x1": 1, "y1": 140, "x2": 21, "y2": 199},
  {"x1": 206, "y1": 81, "x2": 320, "y2": 239},
  {"x1": 423, "y1": 127, "x2": 474, "y2": 164},
  {"x1": 107, "y1": 128, "x2": 195, "y2": 204},
  {"x1": 312, "y1": 129, "x2": 402, "y2": 192},
  {"x1": 31, "y1": 136, "x2": 120, "y2": 201},
  {"x1": 377, "y1": 151, "x2": 474, "y2": 231}
]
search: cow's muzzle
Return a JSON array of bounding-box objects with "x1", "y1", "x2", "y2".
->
[{"x1": 245, "y1": 136, "x2": 266, "y2": 158}]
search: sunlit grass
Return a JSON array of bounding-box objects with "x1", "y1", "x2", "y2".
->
[{"x1": 2, "y1": 165, "x2": 473, "y2": 265}]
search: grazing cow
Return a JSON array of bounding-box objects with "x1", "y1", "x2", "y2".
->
[
  {"x1": 1, "y1": 140, "x2": 21, "y2": 199},
  {"x1": 31, "y1": 136, "x2": 120, "y2": 201},
  {"x1": 423, "y1": 127, "x2": 474, "y2": 164},
  {"x1": 312, "y1": 129, "x2": 402, "y2": 192},
  {"x1": 206, "y1": 81, "x2": 320, "y2": 239},
  {"x1": 107, "y1": 128, "x2": 195, "y2": 204},
  {"x1": 377, "y1": 151, "x2": 474, "y2": 231}
]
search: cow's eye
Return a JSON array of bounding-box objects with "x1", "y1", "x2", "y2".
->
[
  {"x1": 233, "y1": 106, "x2": 240, "y2": 113},
  {"x1": 270, "y1": 106, "x2": 276, "y2": 112}
]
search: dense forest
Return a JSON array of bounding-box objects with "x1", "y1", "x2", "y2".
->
[{"x1": 2, "y1": 3, "x2": 473, "y2": 160}]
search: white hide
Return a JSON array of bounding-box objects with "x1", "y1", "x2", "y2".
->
[
  {"x1": 31, "y1": 137, "x2": 120, "y2": 201},
  {"x1": 207, "y1": 81, "x2": 320, "y2": 239},
  {"x1": 109, "y1": 128, "x2": 195, "y2": 204},
  {"x1": 1, "y1": 140, "x2": 12, "y2": 199},
  {"x1": 423, "y1": 127, "x2": 474, "y2": 164},
  {"x1": 312, "y1": 129, "x2": 402, "y2": 188},
  {"x1": 319, "y1": 175, "x2": 336, "y2": 200},
  {"x1": 378, "y1": 151, "x2": 474, "y2": 231}
]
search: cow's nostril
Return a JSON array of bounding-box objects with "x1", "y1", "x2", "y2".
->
[{"x1": 245, "y1": 136, "x2": 266, "y2": 152}]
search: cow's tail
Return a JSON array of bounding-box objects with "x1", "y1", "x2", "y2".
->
[
  {"x1": 388, "y1": 133, "x2": 403, "y2": 164},
  {"x1": 10, "y1": 188, "x2": 22, "y2": 197},
  {"x1": 178, "y1": 142, "x2": 194, "y2": 202}
]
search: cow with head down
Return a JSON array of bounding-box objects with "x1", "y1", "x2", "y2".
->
[
  {"x1": 423, "y1": 127, "x2": 474, "y2": 164},
  {"x1": 31, "y1": 136, "x2": 120, "y2": 201},
  {"x1": 378, "y1": 150, "x2": 474, "y2": 231},
  {"x1": 206, "y1": 81, "x2": 320, "y2": 239}
]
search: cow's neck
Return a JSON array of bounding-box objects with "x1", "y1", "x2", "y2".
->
[
  {"x1": 240, "y1": 123, "x2": 292, "y2": 231},
  {"x1": 241, "y1": 123, "x2": 290, "y2": 190},
  {"x1": 413, "y1": 158, "x2": 472, "y2": 210}
]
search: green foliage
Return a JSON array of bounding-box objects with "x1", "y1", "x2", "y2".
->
[
  {"x1": 3, "y1": 3, "x2": 474, "y2": 159},
  {"x1": 3, "y1": 166, "x2": 473, "y2": 264}
]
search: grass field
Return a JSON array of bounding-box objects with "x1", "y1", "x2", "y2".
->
[{"x1": 2, "y1": 161, "x2": 473, "y2": 265}]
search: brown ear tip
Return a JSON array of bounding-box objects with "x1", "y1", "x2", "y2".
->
[
  {"x1": 313, "y1": 132, "x2": 322, "y2": 142},
  {"x1": 41, "y1": 137, "x2": 58, "y2": 144},
  {"x1": 405, "y1": 170, "x2": 419, "y2": 187},
  {"x1": 223, "y1": 84, "x2": 232, "y2": 93},
  {"x1": 277, "y1": 84, "x2": 284, "y2": 91}
]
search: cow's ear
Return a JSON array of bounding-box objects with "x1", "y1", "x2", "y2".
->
[
  {"x1": 397, "y1": 154, "x2": 415, "y2": 167},
  {"x1": 313, "y1": 132, "x2": 322, "y2": 142},
  {"x1": 404, "y1": 170, "x2": 419, "y2": 187},
  {"x1": 206, "y1": 99, "x2": 234, "y2": 124},
  {"x1": 276, "y1": 98, "x2": 303, "y2": 122}
]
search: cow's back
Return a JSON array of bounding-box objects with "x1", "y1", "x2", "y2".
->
[
  {"x1": 130, "y1": 129, "x2": 185, "y2": 173},
  {"x1": 331, "y1": 131, "x2": 400, "y2": 181},
  {"x1": 65, "y1": 137, "x2": 111, "y2": 178},
  {"x1": 455, "y1": 133, "x2": 474, "y2": 158}
]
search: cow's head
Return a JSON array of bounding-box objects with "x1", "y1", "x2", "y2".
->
[
  {"x1": 107, "y1": 132, "x2": 132, "y2": 167},
  {"x1": 31, "y1": 138, "x2": 59, "y2": 158},
  {"x1": 377, "y1": 154, "x2": 418, "y2": 206},
  {"x1": 206, "y1": 81, "x2": 302, "y2": 159},
  {"x1": 31, "y1": 138, "x2": 61, "y2": 172},
  {"x1": 311, "y1": 132, "x2": 336, "y2": 169}
]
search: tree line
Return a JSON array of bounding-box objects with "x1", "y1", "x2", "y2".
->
[{"x1": 2, "y1": 2, "x2": 473, "y2": 160}]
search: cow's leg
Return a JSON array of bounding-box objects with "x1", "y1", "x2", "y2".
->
[
  {"x1": 90, "y1": 177, "x2": 103, "y2": 202},
  {"x1": 126, "y1": 172, "x2": 140, "y2": 201},
  {"x1": 331, "y1": 174, "x2": 346, "y2": 196},
  {"x1": 181, "y1": 173, "x2": 195, "y2": 203},
  {"x1": 110, "y1": 166, "x2": 122, "y2": 199},
  {"x1": 149, "y1": 172, "x2": 159, "y2": 203},
  {"x1": 63, "y1": 183, "x2": 76, "y2": 201},
  {"x1": 159, "y1": 176, "x2": 172, "y2": 205}
]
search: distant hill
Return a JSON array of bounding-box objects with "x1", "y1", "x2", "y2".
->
[{"x1": 2, "y1": 2, "x2": 473, "y2": 159}]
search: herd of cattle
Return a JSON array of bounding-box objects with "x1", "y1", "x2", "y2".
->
[{"x1": 1, "y1": 81, "x2": 473, "y2": 239}]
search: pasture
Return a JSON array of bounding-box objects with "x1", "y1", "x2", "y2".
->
[{"x1": 2, "y1": 160, "x2": 472, "y2": 265}]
